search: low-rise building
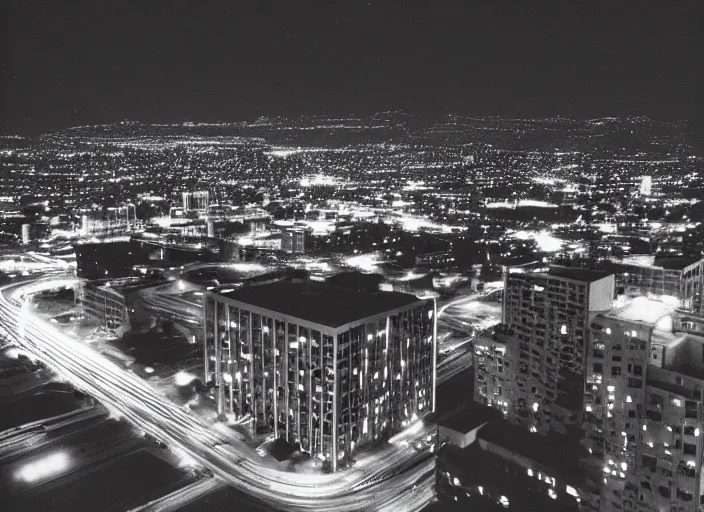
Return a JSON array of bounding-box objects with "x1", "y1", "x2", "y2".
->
[
  {"x1": 613, "y1": 255, "x2": 704, "y2": 314},
  {"x1": 436, "y1": 404, "x2": 582, "y2": 511}
]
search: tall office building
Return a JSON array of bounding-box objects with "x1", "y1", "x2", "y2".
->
[
  {"x1": 21, "y1": 223, "x2": 30, "y2": 246},
  {"x1": 500, "y1": 264, "x2": 615, "y2": 437},
  {"x1": 582, "y1": 297, "x2": 704, "y2": 512},
  {"x1": 182, "y1": 190, "x2": 209, "y2": 212},
  {"x1": 640, "y1": 175, "x2": 653, "y2": 197},
  {"x1": 203, "y1": 277, "x2": 437, "y2": 471}
]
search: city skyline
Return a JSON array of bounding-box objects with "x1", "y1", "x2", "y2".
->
[{"x1": 1, "y1": 2, "x2": 703, "y2": 511}]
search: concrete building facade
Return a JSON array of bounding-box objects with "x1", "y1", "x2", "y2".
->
[
  {"x1": 203, "y1": 278, "x2": 437, "y2": 471},
  {"x1": 75, "y1": 282, "x2": 130, "y2": 337},
  {"x1": 473, "y1": 334, "x2": 509, "y2": 414},
  {"x1": 582, "y1": 298, "x2": 704, "y2": 512},
  {"x1": 501, "y1": 264, "x2": 615, "y2": 437}
]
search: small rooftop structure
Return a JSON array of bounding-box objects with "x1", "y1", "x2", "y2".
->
[
  {"x1": 216, "y1": 279, "x2": 424, "y2": 328},
  {"x1": 438, "y1": 402, "x2": 504, "y2": 435},
  {"x1": 606, "y1": 296, "x2": 676, "y2": 325},
  {"x1": 546, "y1": 266, "x2": 612, "y2": 283}
]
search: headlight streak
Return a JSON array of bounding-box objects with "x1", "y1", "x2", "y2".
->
[{"x1": 0, "y1": 278, "x2": 441, "y2": 511}]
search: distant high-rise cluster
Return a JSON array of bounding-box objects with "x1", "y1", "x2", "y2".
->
[
  {"x1": 640, "y1": 175, "x2": 652, "y2": 197},
  {"x1": 281, "y1": 228, "x2": 306, "y2": 254},
  {"x1": 182, "y1": 190, "x2": 209, "y2": 212},
  {"x1": 203, "y1": 277, "x2": 437, "y2": 471}
]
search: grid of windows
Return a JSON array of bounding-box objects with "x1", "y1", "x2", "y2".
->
[{"x1": 203, "y1": 291, "x2": 436, "y2": 471}]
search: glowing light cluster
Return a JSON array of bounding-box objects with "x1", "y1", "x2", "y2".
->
[
  {"x1": 15, "y1": 452, "x2": 70, "y2": 483},
  {"x1": 345, "y1": 253, "x2": 384, "y2": 272},
  {"x1": 174, "y1": 371, "x2": 197, "y2": 386}
]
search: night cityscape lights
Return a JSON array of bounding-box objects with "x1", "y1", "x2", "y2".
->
[{"x1": 1, "y1": 2, "x2": 701, "y2": 511}]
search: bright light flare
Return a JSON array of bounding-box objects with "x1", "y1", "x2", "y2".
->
[
  {"x1": 15, "y1": 452, "x2": 70, "y2": 483},
  {"x1": 4, "y1": 347, "x2": 21, "y2": 359},
  {"x1": 345, "y1": 253, "x2": 383, "y2": 273},
  {"x1": 174, "y1": 371, "x2": 197, "y2": 387}
]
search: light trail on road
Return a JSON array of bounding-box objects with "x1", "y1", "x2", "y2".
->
[{"x1": 1, "y1": 278, "x2": 447, "y2": 511}]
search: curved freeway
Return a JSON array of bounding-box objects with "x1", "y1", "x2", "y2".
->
[{"x1": 0, "y1": 277, "x2": 440, "y2": 511}]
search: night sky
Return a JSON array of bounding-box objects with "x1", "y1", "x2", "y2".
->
[{"x1": 1, "y1": 0, "x2": 702, "y2": 135}]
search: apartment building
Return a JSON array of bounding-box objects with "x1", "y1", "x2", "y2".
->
[
  {"x1": 583, "y1": 297, "x2": 704, "y2": 512},
  {"x1": 203, "y1": 277, "x2": 436, "y2": 471},
  {"x1": 473, "y1": 333, "x2": 509, "y2": 414},
  {"x1": 501, "y1": 264, "x2": 615, "y2": 437}
]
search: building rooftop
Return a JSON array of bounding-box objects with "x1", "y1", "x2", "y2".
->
[
  {"x1": 325, "y1": 271, "x2": 383, "y2": 293},
  {"x1": 546, "y1": 266, "x2": 612, "y2": 283},
  {"x1": 438, "y1": 402, "x2": 504, "y2": 434},
  {"x1": 618, "y1": 254, "x2": 702, "y2": 271},
  {"x1": 216, "y1": 279, "x2": 423, "y2": 328},
  {"x1": 653, "y1": 255, "x2": 702, "y2": 271},
  {"x1": 477, "y1": 420, "x2": 583, "y2": 485},
  {"x1": 606, "y1": 296, "x2": 675, "y2": 325}
]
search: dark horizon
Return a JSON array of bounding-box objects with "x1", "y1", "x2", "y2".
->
[{"x1": 2, "y1": 0, "x2": 702, "y2": 137}]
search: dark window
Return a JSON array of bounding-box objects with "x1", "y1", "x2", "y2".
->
[{"x1": 612, "y1": 366, "x2": 622, "y2": 376}]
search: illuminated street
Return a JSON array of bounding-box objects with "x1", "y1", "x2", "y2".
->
[{"x1": 0, "y1": 277, "x2": 443, "y2": 511}]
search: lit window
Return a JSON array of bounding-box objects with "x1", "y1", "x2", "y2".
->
[
  {"x1": 561, "y1": 325, "x2": 568, "y2": 335},
  {"x1": 626, "y1": 395, "x2": 632, "y2": 403},
  {"x1": 605, "y1": 327, "x2": 612, "y2": 335},
  {"x1": 672, "y1": 398, "x2": 682, "y2": 407},
  {"x1": 607, "y1": 385, "x2": 615, "y2": 392}
]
